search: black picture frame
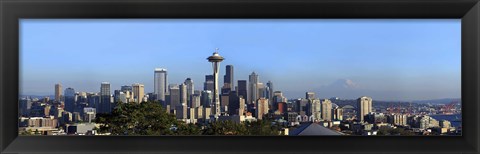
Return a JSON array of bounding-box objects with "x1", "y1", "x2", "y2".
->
[{"x1": 1, "y1": 0, "x2": 479, "y2": 154}]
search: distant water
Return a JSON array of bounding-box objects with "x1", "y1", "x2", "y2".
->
[{"x1": 429, "y1": 114, "x2": 462, "y2": 128}]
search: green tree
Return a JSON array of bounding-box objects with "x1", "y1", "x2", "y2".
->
[
  {"x1": 377, "y1": 127, "x2": 415, "y2": 136},
  {"x1": 203, "y1": 120, "x2": 280, "y2": 135},
  {"x1": 377, "y1": 127, "x2": 391, "y2": 135},
  {"x1": 203, "y1": 120, "x2": 247, "y2": 135},
  {"x1": 95, "y1": 101, "x2": 281, "y2": 136},
  {"x1": 175, "y1": 123, "x2": 202, "y2": 135},
  {"x1": 245, "y1": 120, "x2": 279, "y2": 135},
  {"x1": 96, "y1": 101, "x2": 178, "y2": 135},
  {"x1": 397, "y1": 128, "x2": 415, "y2": 136}
]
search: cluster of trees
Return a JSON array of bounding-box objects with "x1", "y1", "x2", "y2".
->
[
  {"x1": 95, "y1": 101, "x2": 280, "y2": 135},
  {"x1": 203, "y1": 120, "x2": 280, "y2": 135},
  {"x1": 376, "y1": 127, "x2": 415, "y2": 136}
]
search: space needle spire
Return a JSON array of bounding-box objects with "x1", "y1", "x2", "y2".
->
[{"x1": 207, "y1": 48, "x2": 224, "y2": 119}]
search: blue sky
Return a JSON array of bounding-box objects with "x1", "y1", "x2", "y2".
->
[{"x1": 20, "y1": 19, "x2": 461, "y2": 101}]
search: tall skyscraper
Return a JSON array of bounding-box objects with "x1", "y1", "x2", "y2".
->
[
  {"x1": 204, "y1": 75, "x2": 214, "y2": 92},
  {"x1": 266, "y1": 81, "x2": 273, "y2": 100},
  {"x1": 100, "y1": 82, "x2": 111, "y2": 96},
  {"x1": 220, "y1": 94, "x2": 230, "y2": 113},
  {"x1": 169, "y1": 84, "x2": 180, "y2": 108},
  {"x1": 132, "y1": 83, "x2": 145, "y2": 103},
  {"x1": 190, "y1": 93, "x2": 201, "y2": 108},
  {"x1": 223, "y1": 65, "x2": 234, "y2": 90},
  {"x1": 179, "y1": 83, "x2": 187, "y2": 106},
  {"x1": 100, "y1": 82, "x2": 111, "y2": 113},
  {"x1": 184, "y1": 78, "x2": 194, "y2": 105},
  {"x1": 55, "y1": 83, "x2": 62, "y2": 102},
  {"x1": 237, "y1": 80, "x2": 247, "y2": 102},
  {"x1": 238, "y1": 97, "x2": 245, "y2": 116},
  {"x1": 321, "y1": 99, "x2": 333, "y2": 121},
  {"x1": 227, "y1": 91, "x2": 240, "y2": 116},
  {"x1": 306, "y1": 92, "x2": 316, "y2": 99},
  {"x1": 357, "y1": 96, "x2": 373, "y2": 122},
  {"x1": 257, "y1": 82, "x2": 265, "y2": 99},
  {"x1": 201, "y1": 90, "x2": 212, "y2": 107},
  {"x1": 154, "y1": 68, "x2": 168, "y2": 103},
  {"x1": 248, "y1": 72, "x2": 259, "y2": 104},
  {"x1": 64, "y1": 87, "x2": 76, "y2": 113},
  {"x1": 309, "y1": 99, "x2": 321, "y2": 120},
  {"x1": 207, "y1": 50, "x2": 224, "y2": 118},
  {"x1": 256, "y1": 98, "x2": 269, "y2": 120}
]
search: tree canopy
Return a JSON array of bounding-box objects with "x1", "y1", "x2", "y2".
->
[
  {"x1": 96, "y1": 101, "x2": 178, "y2": 135},
  {"x1": 376, "y1": 127, "x2": 415, "y2": 136},
  {"x1": 96, "y1": 101, "x2": 280, "y2": 136}
]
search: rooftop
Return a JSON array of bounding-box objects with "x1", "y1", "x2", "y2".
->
[
  {"x1": 289, "y1": 122, "x2": 342, "y2": 136},
  {"x1": 154, "y1": 68, "x2": 167, "y2": 71}
]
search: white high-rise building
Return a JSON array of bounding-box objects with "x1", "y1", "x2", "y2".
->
[
  {"x1": 184, "y1": 78, "x2": 195, "y2": 106},
  {"x1": 256, "y1": 98, "x2": 269, "y2": 120},
  {"x1": 132, "y1": 83, "x2": 145, "y2": 103},
  {"x1": 154, "y1": 68, "x2": 168, "y2": 103},
  {"x1": 357, "y1": 96, "x2": 373, "y2": 122},
  {"x1": 239, "y1": 97, "x2": 245, "y2": 116},
  {"x1": 310, "y1": 99, "x2": 321, "y2": 121},
  {"x1": 321, "y1": 99, "x2": 332, "y2": 121},
  {"x1": 179, "y1": 83, "x2": 187, "y2": 106}
]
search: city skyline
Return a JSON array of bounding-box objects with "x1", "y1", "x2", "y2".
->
[
  {"x1": 18, "y1": 38, "x2": 462, "y2": 137},
  {"x1": 20, "y1": 19, "x2": 461, "y2": 101}
]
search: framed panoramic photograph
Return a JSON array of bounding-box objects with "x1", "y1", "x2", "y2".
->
[
  {"x1": 1, "y1": 0, "x2": 480, "y2": 154},
  {"x1": 17, "y1": 19, "x2": 462, "y2": 136}
]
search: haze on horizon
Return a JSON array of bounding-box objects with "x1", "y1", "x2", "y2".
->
[{"x1": 19, "y1": 19, "x2": 461, "y2": 101}]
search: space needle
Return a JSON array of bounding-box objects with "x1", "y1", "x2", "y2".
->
[{"x1": 207, "y1": 48, "x2": 224, "y2": 119}]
